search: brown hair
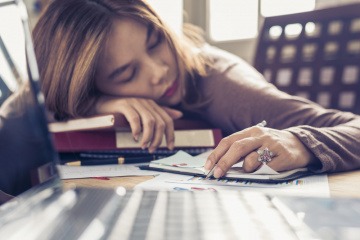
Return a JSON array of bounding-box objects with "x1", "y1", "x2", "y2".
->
[{"x1": 33, "y1": 0, "x2": 208, "y2": 120}]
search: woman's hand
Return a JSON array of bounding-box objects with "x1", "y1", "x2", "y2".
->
[
  {"x1": 204, "y1": 125, "x2": 317, "y2": 178},
  {"x1": 95, "y1": 95, "x2": 183, "y2": 152}
]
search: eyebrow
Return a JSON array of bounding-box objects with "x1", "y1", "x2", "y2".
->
[{"x1": 107, "y1": 25, "x2": 154, "y2": 81}]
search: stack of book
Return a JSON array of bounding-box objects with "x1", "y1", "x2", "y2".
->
[{"x1": 48, "y1": 113, "x2": 222, "y2": 165}]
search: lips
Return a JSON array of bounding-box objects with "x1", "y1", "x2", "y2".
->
[{"x1": 163, "y1": 80, "x2": 179, "y2": 98}]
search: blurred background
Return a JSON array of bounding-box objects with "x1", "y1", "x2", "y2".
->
[
  {"x1": 1, "y1": 0, "x2": 360, "y2": 109},
  {"x1": 21, "y1": 0, "x2": 360, "y2": 64}
]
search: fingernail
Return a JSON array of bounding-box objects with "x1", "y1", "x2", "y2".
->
[
  {"x1": 214, "y1": 167, "x2": 223, "y2": 178},
  {"x1": 167, "y1": 141, "x2": 174, "y2": 150},
  {"x1": 148, "y1": 147, "x2": 155, "y2": 153},
  {"x1": 204, "y1": 160, "x2": 212, "y2": 170},
  {"x1": 141, "y1": 143, "x2": 148, "y2": 150},
  {"x1": 133, "y1": 134, "x2": 139, "y2": 142},
  {"x1": 205, "y1": 155, "x2": 215, "y2": 170},
  {"x1": 177, "y1": 111, "x2": 183, "y2": 118}
]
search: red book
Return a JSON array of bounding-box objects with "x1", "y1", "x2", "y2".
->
[{"x1": 48, "y1": 114, "x2": 222, "y2": 152}]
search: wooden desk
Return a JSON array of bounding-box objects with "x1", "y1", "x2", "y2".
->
[
  {"x1": 328, "y1": 170, "x2": 360, "y2": 198},
  {"x1": 63, "y1": 169, "x2": 360, "y2": 198}
]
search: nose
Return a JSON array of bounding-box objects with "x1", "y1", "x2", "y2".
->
[{"x1": 146, "y1": 58, "x2": 169, "y2": 85}]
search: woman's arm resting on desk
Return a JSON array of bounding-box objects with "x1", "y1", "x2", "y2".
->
[
  {"x1": 94, "y1": 95, "x2": 183, "y2": 153},
  {"x1": 285, "y1": 117, "x2": 360, "y2": 173},
  {"x1": 205, "y1": 125, "x2": 318, "y2": 178},
  {"x1": 204, "y1": 105, "x2": 360, "y2": 178},
  {"x1": 196, "y1": 46, "x2": 360, "y2": 176}
]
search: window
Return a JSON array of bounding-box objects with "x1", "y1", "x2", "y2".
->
[
  {"x1": 261, "y1": 0, "x2": 315, "y2": 17},
  {"x1": 0, "y1": 4, "x2": 26, "y2": 92},
  {"x1": 207, "y1": 0, "x2": 315, "y2": 42},
  {"x1": 147, "y1": 0, "x2": 183, "y2": 35},
  {"x1": 207, "y1": 0, "x2": 258, "y2": 41}
]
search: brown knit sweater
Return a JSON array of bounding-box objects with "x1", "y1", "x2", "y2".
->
[{"x1": 194, "y1": 45, "x2": 360, "y2": 173}]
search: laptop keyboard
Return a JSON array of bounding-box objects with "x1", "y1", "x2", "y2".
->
[
  {"x1": 1, "y1": 189, "x2": 316, "y2": 240},
  {"x1": 44, "y1": 188, "x2": 119, "y2": 240},
  {"x1": 107, "y1": 190, "x2": 309, "y2": 240}
]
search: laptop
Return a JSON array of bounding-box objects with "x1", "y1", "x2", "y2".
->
[{"x1": 1, "y1": 1, "x2": 360, "y2": 239}]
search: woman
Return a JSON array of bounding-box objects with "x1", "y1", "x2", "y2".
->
[{"x1": 33, "y1": 0, "x2": 360, "y2": 178}]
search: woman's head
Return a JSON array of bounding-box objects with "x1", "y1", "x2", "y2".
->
[
  {"x1": 33, "y1": 0, "x2": 206, "y2": 120},
  {"x1": 95, "y1": 16, "x2": 184, "y2": 108}
]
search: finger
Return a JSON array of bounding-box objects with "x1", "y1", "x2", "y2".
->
[
  {"x1": 147, "y1": 103, "x2": 168, "y2": 153},
  {"x1": 243, "y1": 153, "x2": 282, "y2": 173},
  {"x1": 205, "y1": 127, "x2": 263, "y2": 171},
  {"x1": 119, "y1": 107, "x2": 142, "y2": 141},
  {"x1": 151, "y1": 104, "x2": 175, "y2": 150},
  {"x1": 244, "y1": 142, "x2": 291, "y2": 172},
  {"x1": 205, "y1": 136, "x2": 233, "y2": 171},
  {"x1": 266, "y1": 150, "x2": 294, "y2": 172},
  {"x1": 163, "y1": 107, "x2": 183, "y2": 119},
  {"x1": 133, "y1": 100, "x2": 155, "y2": 149},
  {"x1": 213, "y1": 137, "x2": 261, "y2": 178},
  {"x1": 148, "y1": 118, "x2": 165, "y2": 153},
  {"x1": 99, "y1": 98, "x2": 141, "y2": 141},
  {"x1": 254, "y1": 133, "x2": 290, "y2": 172},
  {"x1": 95, "y1": 96, "x2": 143, "y2": 141},
  {"x1": 242, "y1": 151, "x2": 263, "y2": 173}
]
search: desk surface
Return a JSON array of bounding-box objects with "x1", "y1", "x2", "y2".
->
[{"x1": 63, "y1": 169, "x2": 360, "y2": 198}]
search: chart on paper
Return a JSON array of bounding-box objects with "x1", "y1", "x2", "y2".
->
[
  {"x1": 167, "y1": 174, "x2": 330, "y2": 197},
  {"x1": 136, "y1": 173, "x2": 330, "y2": 197}
]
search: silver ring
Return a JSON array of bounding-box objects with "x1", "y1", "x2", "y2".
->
[{"x1": 257, "y1": 147, "x2": 274, "y2": 164}]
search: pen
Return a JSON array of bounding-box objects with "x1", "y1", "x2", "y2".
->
[
  {"x1": 205, "y1": 120, "x2": 267, "y2": 179},
  {"x1": 59, "y1": 152, "x2": 165, "y2": 161},
  {"x1": 205, "y1": 166, "x2": 216, "y2": 179},
  {"x1": 64, "y1": 155, "x2": 155, "y2": 166}
]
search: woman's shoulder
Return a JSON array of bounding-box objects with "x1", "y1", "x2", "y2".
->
[
  {"x1": 199, "y1": 44, "x2": 263, "y2": 78},
  {"x1": 199, "y1": 44, "x2": 239, "y2": 73},
  {"x1": 198, "y1": 44, "x2": 266, "y2": 84}
]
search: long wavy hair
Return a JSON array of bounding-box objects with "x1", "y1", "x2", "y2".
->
[{"x1": 33, "y1": 0, "x2": 208, "y2": 120}]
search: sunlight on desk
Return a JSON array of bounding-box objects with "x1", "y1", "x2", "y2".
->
[
  {"x1": 62, "y1": 170, "x2": 360, "y2": 198},
  {"x1": 63, "y1": 175, "x2": 154, "y2": 190},
  {"x1": 328, "y1": 170, "x2": 360, "y2": 198}
]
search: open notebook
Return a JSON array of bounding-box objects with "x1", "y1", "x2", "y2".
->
[
  {"x1": 0, "y1": 1, "x2": 359, "y2": 239},
  {"x1": 140, "y1": 151, "x2": 313, "y2": 183}
]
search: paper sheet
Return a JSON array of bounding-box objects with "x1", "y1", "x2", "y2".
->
[
  {"x1": 151, "y1": 150, "x2": 282, "y2": 175},
  {"x1": 59, "y1": 150, "x2": 330, "y2": 198},
  {"x1": 57, "y1": 164, "x2": 159, "y2": 179},
  {"x1": 151, "y1": 150, "x2": 208, "y2": 168},
  {"x1": 135, "y1": 173, "x2": 330, "y2": 197},
  {"x1": 57, "y1": 150, "x2": 211, "y2": 180}
]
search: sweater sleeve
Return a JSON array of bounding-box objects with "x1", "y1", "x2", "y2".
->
[
  {"x1": 286, "y1": 118, "x2": 360, "y2": 173},
  {"x1": 197, "y1": 46, "x2": 360, "y2": 173}
]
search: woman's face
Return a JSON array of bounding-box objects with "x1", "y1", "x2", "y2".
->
[{"x1": 95, "y1": 17, "x2": 185, "y2": 106}]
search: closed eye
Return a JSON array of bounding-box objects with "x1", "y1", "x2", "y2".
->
[
  {"x1": 147, "y1": 29, "x2": 163, "y2": 50},
  {"x1": 121, "y1": 68, "x2": 136, "y2": 83}
]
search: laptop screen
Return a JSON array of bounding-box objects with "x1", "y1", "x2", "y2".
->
[{"x1": 0, "y1": 0, "x2": 60, "y2": 197}]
